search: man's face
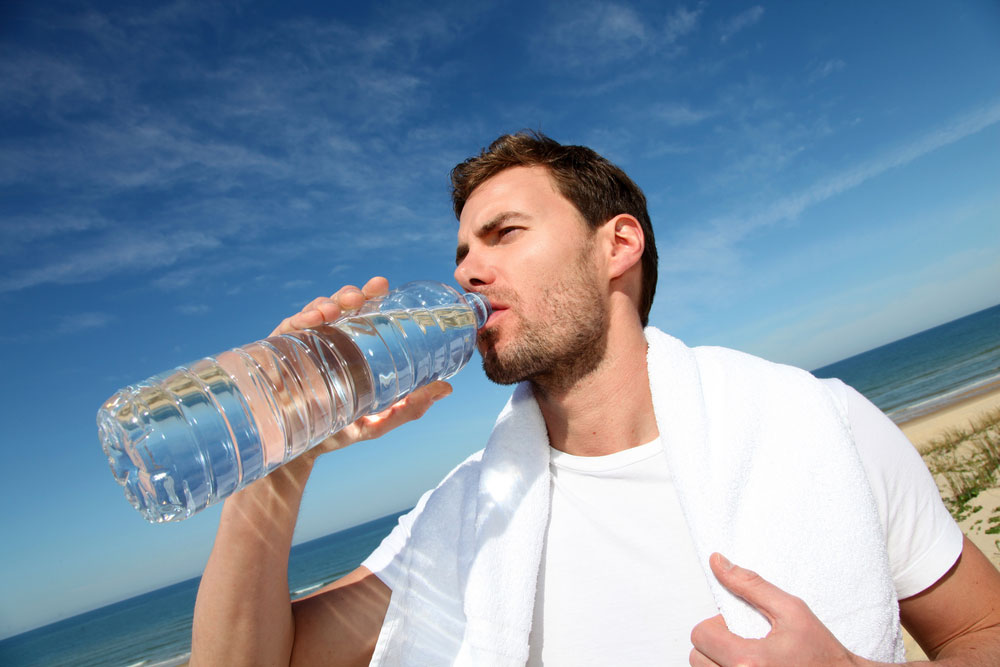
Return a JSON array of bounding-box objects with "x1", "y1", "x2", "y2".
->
[{"x1": 454, "y1": 166, "x2": 609, "y2": 390}]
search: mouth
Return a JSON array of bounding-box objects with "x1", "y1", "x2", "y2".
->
[
  {"x1": 468, "y1": 290, "x2": 512, "y2": 332},
  {"x1": 484, "y1": 302, "x2": 508, "y2": 328}
]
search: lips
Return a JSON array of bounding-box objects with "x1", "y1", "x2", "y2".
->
[
  {"x1": 485, "y1": 308, "x2": 506, "y2": 327},
  {"x1": 484, "y1": 296, "x2": 508, "y2": 311},
  {"x1": 475, "y1": 300, "x2": 502, "y2": 327},
  {"x1": 469, "y1": 291, "x2": 512, "y2": 330}
]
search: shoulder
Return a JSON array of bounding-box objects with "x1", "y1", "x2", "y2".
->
[
  {"x1": 362, "y1": 447, "x2": 486, "y2": 584},
  {"x1": 417, "y1": 447, "x2": 487, "y2": 515},
  {"x1": 690, "y1": 344, "x2": 846, "y2": 423},
  {"x1": 428, "y1": 448, "x2": 485, "y2": 498},
  {"x1": 818, "y1": 378, "x2": 965, "y2": 599},
  {"x1": 645, "y1": 327, "x2": 828, "y2": 406},
  {"x1": 693, "y1": 343, "x2": 821, "y2": 384}
]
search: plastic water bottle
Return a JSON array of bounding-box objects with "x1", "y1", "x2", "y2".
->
[{"x1": 97, "y1": 281, "x2": 490, "y2": 523}]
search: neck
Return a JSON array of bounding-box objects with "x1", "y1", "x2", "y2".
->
[{"x1": 533, "y1": 317, "x2": 658, "y2": 457}]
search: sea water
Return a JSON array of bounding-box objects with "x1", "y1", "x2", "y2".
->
[
  {"x1": 813, "y1": 303, "x2": 1000, "y2": 422},
  {"x1": 0, "y1": 510, "x2": 407, "y2": 667}
]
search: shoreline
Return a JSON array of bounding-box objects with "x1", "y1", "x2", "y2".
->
[
  {"x1": 897, "y1": 384, "x2": 1000, "y2": 449},
  {"x1": 888, "y1": 374, "x2": 1000, "y2": 426}
]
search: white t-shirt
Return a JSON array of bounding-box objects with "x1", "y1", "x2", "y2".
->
[{"x1": 364, "y1": 379, "x2": 963, "y2": 665}]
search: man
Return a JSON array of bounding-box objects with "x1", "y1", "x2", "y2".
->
[{"x1": 191, "y1": 132, "x2": 1000, "y2": 666}]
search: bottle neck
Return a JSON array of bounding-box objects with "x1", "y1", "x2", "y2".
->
[{"x1": 462, "y1": 291, "x2": 491, "y2": 329}]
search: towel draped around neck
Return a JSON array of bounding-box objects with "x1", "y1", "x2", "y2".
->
[{"x1": 370, "y1": 327, "x2": 904, "y2": 665}]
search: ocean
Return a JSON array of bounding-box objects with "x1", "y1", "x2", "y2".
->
[
  {"x1": 2, "y1": 303, "x2": 998, "y2": 666},
  {"x1": 0, "y1": 511, "x2": 408, "y2": 667},
  {"x1": 812, "y1": 303, "x2": 1000, "y2": 422}
]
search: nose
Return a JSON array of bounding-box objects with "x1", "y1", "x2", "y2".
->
[{"x1": 454, "y1": 247, "x2": 494, "y2": 291}]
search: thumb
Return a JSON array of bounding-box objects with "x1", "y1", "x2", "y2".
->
[
  {"x1": 709, "y1": 553, "x2": 795, "y2": 627},
  {"x1": 356, "y1": 380, "x2": 453, "y2": 441}
]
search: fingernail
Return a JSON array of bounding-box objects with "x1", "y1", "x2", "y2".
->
[{"x1": 717, "y1": 554, "x2": 733, "y2": 571}]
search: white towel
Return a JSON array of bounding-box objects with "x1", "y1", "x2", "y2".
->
[
  {"x1": 370, "y1": 327, "x2": 904, "y2": 664},
  {"x1": 646, "y1": 328, "x2": 903, "y2": 660}
]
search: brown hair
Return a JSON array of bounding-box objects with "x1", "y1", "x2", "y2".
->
[{"x1": 451, "y1": 130, "x2": 658, "y2": 326}]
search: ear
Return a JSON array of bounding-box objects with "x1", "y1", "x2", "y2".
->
[{"x1": 603, "y1": 214, "x2": 645, "y2": 280}]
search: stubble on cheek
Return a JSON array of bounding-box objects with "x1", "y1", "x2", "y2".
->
[{"x1": 475, "y1": 313, "x2": 514, "y2": 384}]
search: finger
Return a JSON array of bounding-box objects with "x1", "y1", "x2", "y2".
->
[
  {"x1": 289, "y1": 307, "x2": 330, "y2": 329},
  {"x1": 300, "y1": 295, "x2": 343, "y2": 323},
  {"x1": 355, "y1": 381, "x2": 453, "y2": 442},
  {"x1": 691, "y1": 614, "x2": 746, "y2": 665},
  {"x1": 270, "y1": 311, "x2": 316, "y2": 336},
  {"x1": 332, "y1": 284, "x2": 366, "y2": 312},
  {"x1": 709, "y1": 553, "x2": 795, "y2": 626},
  {"x1": 309, "y1": 298, "x2": 343, "y2": 323},
  {"x1": 311, "y1": 381, "x2": 453, "y2": 456},
  {"x1": 270, "y1": 294, "x2": 343, "y2": 336},
  {"x1": 333, "y1": 277, "x2": 389, "y2": 316},
  {"x1": 270, "y1": 305, "x2": 331, "y2": 336},
  {"x1": 361, "y1": 276, "x2": 389, "y2": 300},
  {"x1": 317, "y1": 278, "x2": 383, "y2": 322},
  {"x1": 690, "y1": 614, "x2": 756, "y2": 667},
  {"x1": 303, "y1": 294, "x2": 334, "y2": 311},
  {"x1": 688, "y1": 647, "x2": 722, "y2": 667},
  {"x1": 270, "y1": 282, "x2": 372, "y2": 337}
]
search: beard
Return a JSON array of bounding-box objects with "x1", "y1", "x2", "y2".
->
[{"x1": 477, "y1": 249, "x2": 609, "y2": 393}]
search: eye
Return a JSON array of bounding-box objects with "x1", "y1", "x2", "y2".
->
[{"x1": 497, "y1": 226, "x2": 523, "y2": 242}]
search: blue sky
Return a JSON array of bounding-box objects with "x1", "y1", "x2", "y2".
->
[{"x1": 1, "y1": 0, "x2": 999, "y2": 638}]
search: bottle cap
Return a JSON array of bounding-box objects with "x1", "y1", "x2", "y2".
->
[{"x1": 462, "y1": 292, "x2": 491, "y2": 329}]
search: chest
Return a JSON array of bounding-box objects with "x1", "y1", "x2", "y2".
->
[{"x1": 527, "y1": 446, "x2": 718, "y2": 665}]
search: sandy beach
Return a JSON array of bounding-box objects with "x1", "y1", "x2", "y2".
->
[
  {"x1": 898, "y1": 382, "x2": 1000, "y2": 449},
  {"x1": 897, "y1": 386, "x2": 1000, "y2": 660},
  {"x1": 898, "y1": 385, "x2": 1000, "y2": 565}
]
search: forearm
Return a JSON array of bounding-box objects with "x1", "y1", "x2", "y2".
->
[
  {"x1": 190, "y1": 454, "x2": 316, "y2": 666},
  {"x1": 905, "y1": 627, "x2": 1000, "y2": 666},
  {"x1": 893, "y1": 537, "x2": 1000, "y2": 667},
  {"x1": 843, "y1": 617, "x2": 1000, "y2": 667}
]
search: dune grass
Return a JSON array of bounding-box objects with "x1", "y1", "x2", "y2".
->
[{"x1": 919, "y1": 406, "x2": 1000, "y2": 524}]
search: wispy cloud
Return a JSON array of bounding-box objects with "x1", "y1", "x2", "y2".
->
[
  {"x1": 653, "y1": 102, "x2": 714, "y2": 126},
  {"x1": 663, "y1": 98, "x2": 1000, "y2": 274},
  {"x1": 538, "y1": 3, "x2": 702, "y2": 72},
  {"x1": 0, "y1": 311, "x2": 117, "y2": 343},
  {"x1": 0, "y1": 2, "x2": 482, "y2": 294},
  {"x1": 665, "y1": 5, "x2": 702, "y2": 42},
  {"x1": 808, "y1": 58, "x2": 846, "y2": 82},
  {"x1": 175, "y1": 304, "x2": 210, "y2": 315},
  {"x1": 55, "y1": 312, "x2": 114, "y2": 335},
  {"x1": 743, "y1": 99, "x2": 1000, "y2": 229},
  {"x1": 0, "y1": 214, "x2": 109, "y2": 253},
  {"x1": 0, "y1": 231, "x2": 222, "y2": 293},
  {"x1": 719, "y1": 6, "x2": 764, "y2": 43},
  {"x1": 547, "y1": 2, "x2": 648, "y2": 62}
]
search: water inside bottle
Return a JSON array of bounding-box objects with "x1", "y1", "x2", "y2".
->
[
  {"x1": 99, "y1": 359, "x2": 263, "y2": 522},
  {"x1": 98, "y1": 297, "x2": 482, "y2": 522}
]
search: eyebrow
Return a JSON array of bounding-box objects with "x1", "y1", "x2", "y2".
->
[{"x1": 455, "y1": 211, "x2": 528, "y2": 265}]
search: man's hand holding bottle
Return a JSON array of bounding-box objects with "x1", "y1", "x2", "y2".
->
[{"x1": 268, "y1": 275, "x2": 454, "y2": 463}]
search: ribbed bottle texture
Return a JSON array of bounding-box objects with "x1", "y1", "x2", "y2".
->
[{"x1": 97, "y1": 281, "x2": 490, "y2": 523}]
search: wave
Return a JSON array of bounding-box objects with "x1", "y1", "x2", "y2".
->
[{"x1": 887, "y1": 372, "x2": 1000, "y2": 423}]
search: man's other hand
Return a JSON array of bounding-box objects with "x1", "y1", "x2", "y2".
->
[{"x1": 689, "y1": 553, "x2": 868, "y2": 667}]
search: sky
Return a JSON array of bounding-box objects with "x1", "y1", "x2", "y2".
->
[{"x1": 1, "y1": 0, "x2": 999, "y2": 639}]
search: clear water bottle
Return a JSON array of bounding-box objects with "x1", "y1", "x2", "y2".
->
[{"x1": 97, "y1": 281, "x2": 491, "y2": 523}]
